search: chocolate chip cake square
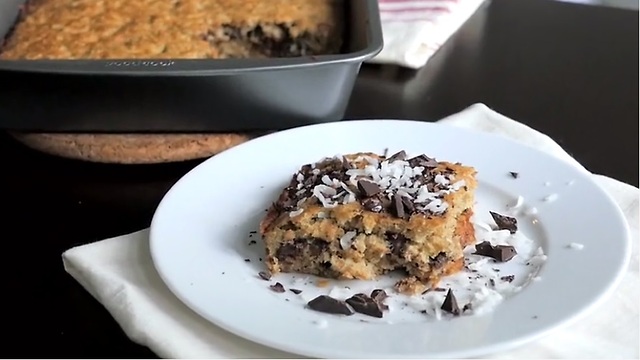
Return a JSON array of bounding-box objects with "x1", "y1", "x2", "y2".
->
[
  {"x1": 0, "y1": 0, "x2": 343, "y2": 60},
  {"x1": 260, "y1": 152, "x2": 478, "y2": 294}
]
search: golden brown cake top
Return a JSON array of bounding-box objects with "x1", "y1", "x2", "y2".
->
[
  {"x1": 0, "y1": 0, "x2": 342, "y2": 60},
  {"x1": 262, "y1": 151, "x2": 477, "y2": 234}
]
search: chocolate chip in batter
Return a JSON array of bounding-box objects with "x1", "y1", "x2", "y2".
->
[
  {"x1": 489, "y1": 211, "x2": 518, "y2": 234},
  {"x1": 509, "y1": 171, "x2": 519, "y2": 179},
  {"x1": 289, "y1": 288, "x2": 303, "y2": 294},
  {"x1": 385, "y1": 232, "x2": 409, "y2": 256},
  {"x1": 429, "y1": 252, "x2": 448, "y2": 269},
  {"x1": 307, "y1": 295, "x2": 354, "y2": 315},
  {"x1": 441, "y1": 289, "x2": 461, "y2": 316},
  {"x1": 346, "y1": 293, "x2": 384, "y2": 318},
  {"x1": 357, "y1": 179, "x2": 381, "y2": 197}
]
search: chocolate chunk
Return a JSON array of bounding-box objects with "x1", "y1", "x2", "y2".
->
[
  {"x1": 342, "y1": 156, "x2": 351, "y2": 170},
  {"x1": 489, "y1": 211, "x2": 518, "y2": 234},
  {"x1": 357, "y1": 179, "x2": 381, "y2": 197},
  {"x1": 346, "y1": 293, "x2": 384, "y2": 318},
  {"x1": 289, "y1": 288, "x2": 303, "y2": 294},
  {"x1": 509, "y1": 171, "x2": 519, "y2": 179},
  {"x1": 429, "y1": 252, "x2": 448, "y2": 269},
  {"x1": 474, "y1": 241, "x2": 518, "y2": 262},
  {"x1": 489, "y1": 279, "x2": 496, "y2": 287},
  {"x1": 441, "y1": 289, "x2": 461, "y2": 316},
  {"x1": 362, "y1": 197, "x2": 383, "y2": 213},
  {"x1": 387, "y1": 150, "x2": 407, "y2": 162},
  {"x1": 392, "y1": 194, "x2": 405, "y2": 218},
  {"x1": 385, "y1": 232, "x2": 409, "y2": 256},
  {"x1": 462, "y1": 303, "x2": 473, "y2": 312},
  {"x1": 307, "y1": 295, "x2": 354, "y2": 315},
  {"x1": 248, "y1": 240, "x2": 257, "y2": 245},
  {"x1": 400, "y1": 196, "x2": 415, "y2": 213},
  {"x1": 370, "y1": 289, "x2": 388, "y2": 302},
  {"x1": 500, "y1": 275, "x2": 515, "y2": 283},
  {"x1": 258, "y1": 271, "x2": 271, "y2": 281},
  {"x1": 370, "y1": 289, "x2": 389, "y2": 310},
  {"x1": 408, "y1": 154, "x2": 438, "y2": 168},
  {"x1": 270, "y1": 282, "x2": 285, "y2": 293}
]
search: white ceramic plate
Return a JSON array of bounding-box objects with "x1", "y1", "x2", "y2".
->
[{"x1": 150, "y1": 120, "x2": 630, "y2": 359}]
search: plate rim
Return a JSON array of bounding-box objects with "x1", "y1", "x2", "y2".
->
[{"x1": 149, "y1": 119, "x2": 632, "y2": 359}]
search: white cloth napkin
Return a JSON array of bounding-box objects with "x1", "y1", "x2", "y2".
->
[
  {"x1": 62, "y1": 103, "x2": 639, "y2": 359},
  {"x1": 367, "y1": 0, "x2": 487, "y2": 69}
]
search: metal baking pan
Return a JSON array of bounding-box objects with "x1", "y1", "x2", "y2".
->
[{"x1": 0, "y1": 0, "x2": 382, "y2": 133}]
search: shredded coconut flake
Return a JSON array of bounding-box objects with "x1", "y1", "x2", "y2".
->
[
  {"x1": 339, "y1": 231, "x2": 358, "y2": 250},
  {"x1": 567, "y1": 242, "x2": 585, "y2": 250},
  {"x1": 511, "y1": 195, "x2": 524, "y2": 209},
  {"x1": 289, "y1": 209, "x2": 304, "y2": 217}
]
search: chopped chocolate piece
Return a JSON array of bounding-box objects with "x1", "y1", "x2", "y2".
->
[
  {"x1": 408, "y1": 154, "x2": 438, "y2": 168},
  {"x1": 489, "y1": 279, "x2": 496, "y2": 287},
  {"x1": 474, "y1": 241, "x2": 518, "y2": 262},
  {"x1": 341, "y1": 156, "x2": 351, "y2": 170},
  {"x1": 362, "y1": 197, "x2": 383, "y2": 213},
  {"x1": 269, "y1": 282, "x2": 285, "y2": 293},
  {"x1": 532, "y1": 315, "x2": 538, "y2": 319},
  {"x1": 387, "y1": 150, "x2": 407, "y2": 162},
  {"x1": 370, "y1": 289, "x2": 388, "y2": 302},
  {"x1": 258, "y1": 271, "x2": 271, "y2": 281},
  {"x1": 370, "y1": 289, "x2": 389, "y2": 310},
  {"x1": 244, "y1": 258, "x2": 251, "y2": 262},
  {"x1": 307, "y1": 295, "x2": 354, "y2": 315},
  {"x1": 420, "y1": 309, "x2": 428, "y2": 314},
  {"x1": 462, "y1": 303, "x2": 473, "y2": 312},
  {"x1": 248, "y1": 240, "x2": 257, "y2": 245},
  {"x1": 509, "y1": 171, "x2": 519, "y2": 179},
  {"x1": 346, "y1": 293, "x2": 384, "y2": 318},
  {"x1": 289, "y1": 288, "x2": 303, "y2": 294},
  {"x1": 249, "y1": 231, "x2": 257, "y2": 234},
  {"x1": 441, "y1": 289, "x2": 461, "y2": 316},
  {"x1": 400, "y1": 196, "x2": 415, "y2": 213},
  {"x1": 500, "y1": 275, "x2": 515, "y2": 283},
  {"x1": 357, "y1": 179, "x2": 381, "y2": 197},
  {"x1": 392, "y1": 194, "x2": 406, "y2": 218},
  {"x1": 489, "y1": 211, "x2": 518, "y2": 234}
]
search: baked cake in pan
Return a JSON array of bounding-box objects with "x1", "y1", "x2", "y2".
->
[
  {"x1": 260, "y1": 152, "x2": 477, "y2": 294},
  {"x1": 0, "y1": 0, "x2": 343, "y2": 60}
]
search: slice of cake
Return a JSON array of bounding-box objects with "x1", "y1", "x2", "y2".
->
[{"x1": 260, "y1": 151, "x2": 477, "y2": 294}]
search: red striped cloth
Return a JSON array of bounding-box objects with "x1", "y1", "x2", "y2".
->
[
  {"x1": 369, "y1": 0, "x2": 485, "y2": 68},
  {"x1": 379, "y1": 0, "x2": 459, "y2": 22}
]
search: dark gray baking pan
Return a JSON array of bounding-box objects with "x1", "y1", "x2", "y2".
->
[{"x1": 0, "y1": 0, "x2": 383, "y2": 133}]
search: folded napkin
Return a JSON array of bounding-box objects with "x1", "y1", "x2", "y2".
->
[
  {"x1": 367, "y1": 0, "x2": 487, "y2": 69},
  {"x1": 62, "y1": 104, "x2": 639, "y2": 359}
]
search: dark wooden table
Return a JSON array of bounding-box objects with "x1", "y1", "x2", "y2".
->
[{"x1": 1, "y1": 0, "x2": 637, "y2": 357}]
